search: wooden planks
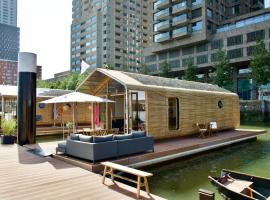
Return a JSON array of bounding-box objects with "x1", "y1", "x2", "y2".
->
[
  {"x1": 0, "y1": 144, "x2": 164, "y2": 200},
  {"x1": 146, "y1": 90, "x2": 240, "y2": 139}
]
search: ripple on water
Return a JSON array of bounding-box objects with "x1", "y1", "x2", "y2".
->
[{"x1": 147, "y1": 127, "x2": 270, "y2": 200}]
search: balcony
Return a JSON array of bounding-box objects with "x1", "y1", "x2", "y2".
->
[
  {"x1": 172, "y1": 14, "x2": 189, "y2": 27},
  {"x1": 154, "y1": 20, "x2": 170, "y2": 32},
  {"x1": 154, "y1": 32, "x2": 170, "y2": 43},
  {"x1": 154, "y1": 0, "x2": 170, "y2": 10},
  {"x1": 154, "y1": 8, "x2": 170, "y2": 21},
  {"x1": 172, "y1": 2, "x2": 190, "y2": 15},
  {"x1": 172, "y1": 26, "x2": 191, "y2": 39}
]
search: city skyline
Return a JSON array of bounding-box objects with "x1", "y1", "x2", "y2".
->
[{"x1": 18, "y1": 0, "x2": 270, "y2": 79}]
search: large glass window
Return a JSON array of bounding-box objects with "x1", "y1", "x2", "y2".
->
[
  {"x1": 168, "y1": 98, "x2": 179, "y2": 130},
  {"x1": 227, "y1": 35, "x2": 243, "y2": 46},
  {"x1": 131, "y1": 91, "x2": 146, "y2": 131},
  {"x1": 192, "y1": 21, "x2": 202, "y2": 32}
]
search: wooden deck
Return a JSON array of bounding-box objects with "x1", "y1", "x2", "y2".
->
[
  {"x1": 51, "y1": 129, "x2": 266, "y2": 173},
  {"x1": 0, "y1": 144, "x2": 164, "y2": 200}
]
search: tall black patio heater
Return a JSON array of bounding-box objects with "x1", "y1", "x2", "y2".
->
[{"x1": 17, "y1": 52, "x2": 37, "y2": 145}]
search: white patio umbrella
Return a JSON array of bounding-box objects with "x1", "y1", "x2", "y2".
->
[{"x1": 40, "y1": 92, "x2": 114, "y2": 132}]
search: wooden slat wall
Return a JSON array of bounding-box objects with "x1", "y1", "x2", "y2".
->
[
  {"x1": 146, "y1": 90, "x2": 240, "y2": 139},
  {"x1": 36, "y1": 101, "x2": 91, "y2": 126}
]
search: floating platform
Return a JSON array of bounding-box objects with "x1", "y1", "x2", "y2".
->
[
  {"x1": 52, "y1": 129, "x2": 266, "y2": 173},
  {"x1": 0, "y1": 143, "x2": 164, "y2": 200}
]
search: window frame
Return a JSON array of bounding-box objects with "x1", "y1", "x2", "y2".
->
[{"x1": 168, "y1": 97, "x2": 180, "y2": 130}]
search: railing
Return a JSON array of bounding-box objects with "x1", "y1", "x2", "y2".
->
[
  {"x1": 154, "y1": 32, "x2": 170, "y2": 42},
  {"x1": 217, "y1": 12, "x2": 270, "y2": 33},
  {"x1": 172, "y1": 14, "x2": 187, "y2": 23},
  {"x1": 172, "y1": 1, "x2": 187, "y2": 11},
  {"x1": 154, "y1": 20, "x2": 170, "y2": 31},
  {"x1": 173, "y1": 26, "x2": 188, "y2": 35},
  {"x1": 154, "y1": 8, "x2": 170, "y2": 20},
  {"x1": 154, "y1": 0, "x2": 169, "y2": 10},
  {"x1": 192, "y1": 0, "x2": 201, "y2": 6}
]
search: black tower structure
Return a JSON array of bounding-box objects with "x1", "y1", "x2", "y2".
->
[{"x1": 17, "y1": 52, "x2": 37, "y2": 145}]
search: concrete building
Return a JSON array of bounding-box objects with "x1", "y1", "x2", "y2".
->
[
  {"x1": 70, "y1": 0, "x2": 152, "y2": 72},
  {"x1": 45, "y1": 70, "x2": 71, "y2": 82},
  {"x1": 0, "y1": 60, "x2": 42, "y2": 85},
  {"x1": 143, "y1": 0, "x2": 269, "y2": 99},
  {"x1": 0, "y1": 0, "x2": 17, "y2": 27}
]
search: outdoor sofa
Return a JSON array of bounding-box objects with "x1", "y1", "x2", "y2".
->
[{"x1": 64, "y1": 131, "x2": 154, "y2": 163}]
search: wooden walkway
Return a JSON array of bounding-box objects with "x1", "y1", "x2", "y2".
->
[{"x1": 0, "y1": 144, "x2": 165, "y2": 200}]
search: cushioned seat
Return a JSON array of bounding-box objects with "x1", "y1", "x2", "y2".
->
[{"x1": 56, "y1": 142, "x2": 66, "y2": 154}]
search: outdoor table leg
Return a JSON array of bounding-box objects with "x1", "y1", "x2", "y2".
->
[
  {"x1": 144, "y1": 177, "x2": 150, "y2": 195},
  {"x1": 137, "y1": 176, "x2": 141, "y2": 199},
  {"x1": 102, "y1": 166, "x2": 108, "y2": 184}
]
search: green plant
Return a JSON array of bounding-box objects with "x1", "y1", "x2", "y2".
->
[
  {"x1": 250, "y1": 40, "x2": 270, "y2": 85},
  {"x1": 66, "y1": 121, "x2": 73, "y2": 129},
  {"x1": 183, "y1": 59, "x2": 197, "y2": 81},
  {"x1": 211, "y1": 49, "x2": 233, "y2": 88},
  {"x1": 1, "y1": 119, "x2": 16, "y2": 136},
  {"x1": 160, "y1": 60, "x2": 172, "y2": 78}
]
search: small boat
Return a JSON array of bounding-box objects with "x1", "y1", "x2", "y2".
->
[{"x1": 208, "y1": 169, "x2": 270, "y2": 200}]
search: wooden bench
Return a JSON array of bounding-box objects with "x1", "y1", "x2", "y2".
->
[{"x1": 101, "y1": 161, "x2": 153, "y2": 199}]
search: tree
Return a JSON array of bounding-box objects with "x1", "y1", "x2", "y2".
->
[
  {"x1": 103, "y1": 64, "x2": 113, "y2": 70},
  {"x1": 37, "y1": 71, "x2": 90, "y2": 90},
  {"x1": 250, "y1": 40, "x2": 270, "y2": 86},
  {"x1": 211, "y1": 49, "x2": 232, "y2": 87},
  {"x1": 160, "y1": 60, "x2": 172, "y2": 78},
  {"x1": 139, "y1": 63, "x2": 148, "y2": 75},
  {"x1": 183, "y1": 59, "x2": 197, "y2": 81},
  {"x1": 66, "y1": 73, "x2": 80, "y2": 90}
]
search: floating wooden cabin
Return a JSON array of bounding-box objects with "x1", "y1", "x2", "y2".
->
[
  {"x1": 77, "y1": 68, "x2": 240, "y2": 139},
  {"x1": 0, "y1": 85, "x2": 91, "y2": 126}
]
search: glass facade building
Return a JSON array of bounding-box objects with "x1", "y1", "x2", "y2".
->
[{"x1": 0, "y1": 23, "x2": 19, "y2": 61}]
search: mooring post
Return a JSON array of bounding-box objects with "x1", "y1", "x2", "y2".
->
[
  {"x1": 198, "y1": 189, "x2": 215, "y2": 200},
  {"x1": 17, "y1": 52, "x2": 37, "y2": 145}
]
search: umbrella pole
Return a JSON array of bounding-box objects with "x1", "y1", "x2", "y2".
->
[{"x1": 73, "y1": 102, "x2": 75, "y2": 133}]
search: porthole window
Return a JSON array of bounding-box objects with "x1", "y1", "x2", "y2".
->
[{"x1": 218, "y1": 100, "x2": 223, "y2": 109}]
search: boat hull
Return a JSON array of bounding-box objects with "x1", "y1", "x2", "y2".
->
[{"x1": 209, "y1": 169, "x2": 270, "y2": 200}]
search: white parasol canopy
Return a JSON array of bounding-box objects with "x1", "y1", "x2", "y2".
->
[
  {"x1": 40, "y1": 92, "x2": 114, "y2": 134},
  {"x1": 40, "y1": 91, "x2": 114, "y2": 104}
]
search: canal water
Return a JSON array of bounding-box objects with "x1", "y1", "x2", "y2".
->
[{"x1": 146, "y1": 123, "x2": 270, "y2": 200}]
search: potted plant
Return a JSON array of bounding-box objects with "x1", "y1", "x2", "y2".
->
[{"x1": 1, "y1": 119, "x2": 16, "y2": 144}]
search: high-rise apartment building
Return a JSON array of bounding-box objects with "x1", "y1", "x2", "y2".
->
[
  {"x1": 0, "y1": 0, "x2": 17, "y2": 27},
  {"x1": 70, "y1": 0, "x2": 152, "y2": 72},
  {"x1": 144, "y1": 0, "x2": 269, "y2": 100}
]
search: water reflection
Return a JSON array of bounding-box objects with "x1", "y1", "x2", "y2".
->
[{"x1": 146, "y1": 131, "x2": 270, "y2": 200}]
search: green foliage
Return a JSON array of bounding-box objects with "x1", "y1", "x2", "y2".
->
[
  {"x1": 160, "y1": 61, "x2": 172, "y2": 78},
  {"x1": 211, "y1": 49, "x2": 232, "y2": 87},
  {"x1": 250, "y1": 40, "x2": 270, "y2": 86},
  {"x1": 66, "y1": 121, "x2": 73, "y2": 129},
  {"x1": 139, "y1": 63, "x2": 148, "y2": 75},
  {"x1": 37, "y1": 72, "x2": 90, "y2": 90},
  {"x1": 183, "y1": 60, "x2": 197, "y2": 81},
  {"x1": 103, "y1": 64, "x2": 114, "y2": 70},
  {"x1": 1, "y1": 119, "x2": 16, "y2": 136}
]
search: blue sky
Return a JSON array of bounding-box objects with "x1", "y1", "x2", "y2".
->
[{"x1": 18, "y1": 0, "x2": 270, "y2": 79}]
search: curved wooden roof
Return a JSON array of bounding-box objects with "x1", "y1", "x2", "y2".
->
[{"x1": 77, "y1": 68, "x2": 236, "y2": 95}]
